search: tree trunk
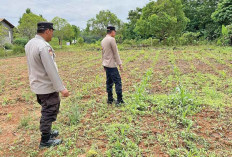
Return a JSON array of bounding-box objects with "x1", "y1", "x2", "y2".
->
[{"x1": 58, "y1": 38, "x2": 62, "y2": 48}]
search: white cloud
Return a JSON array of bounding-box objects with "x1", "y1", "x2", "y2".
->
[{"x1": 0, "y1": 0, "x2": 150, "y2": 29}]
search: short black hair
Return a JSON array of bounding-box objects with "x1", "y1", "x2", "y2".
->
[
  {"x1": 37, "y1": 28, "x2": 53, "y2": 34},
  {"x1": 107, "y1": 30, "x2": 114, "y2": 34},
  {"x1": 37, "y1": 29, "x2": 47, "y2": 34}
]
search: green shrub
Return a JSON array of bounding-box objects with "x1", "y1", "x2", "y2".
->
[
  {"x1": 13, "y1": 38, "x2": 28, "y2": 46},
  {"x1": 179, "y1": 32, "x2": 200, "y2": 45},
  {"x1": 4, "y1": 43, "x2": 13, "y2": 50},
  {"x1": 166, "y1": 37, "x2": 177, "y2": 46},
  {"x1": 123, "y1": 39, "x2": 137, "y2": 45},
  {"x1": 13, "y1": 45, "x2": 25, "y2": 54},
  {"x1": 217, "y1": 25, "x2": 232, "y2": 46},
  {"x1": 77, "y1": 37, "x2": 84, "y2": 45},
  {"x1": 0, "y1": 48, "x2": 5, "y2": 57}
]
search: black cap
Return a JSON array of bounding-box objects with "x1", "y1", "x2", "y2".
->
[
  {"x1": 107, "y1": 26, "x2": 116, "y2": 32},
  {"x1": 37, "y1": 22, "x2": 55, "y2": 31}
]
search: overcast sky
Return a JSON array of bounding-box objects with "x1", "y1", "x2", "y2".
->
[{"x1": 0, "y1": 0, "x2": 151, "y2": 29}]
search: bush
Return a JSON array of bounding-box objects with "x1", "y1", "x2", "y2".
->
[
  {"x1": 0, "y1": 48, "x2": 5, "y2": 57},
  {"x1": 4, "y1": 43, "x2": 13, "y2": 50},
  {"x1": 179, "y1": 32, "x2": 200, "y2": 45},
  {"x1": 13, "y1": 38, "x2": 28, "y2": 46},
  {"x1": 13, "y1": 45, "x2": 25, "y2": 54},
  {"x1": 122, "y1": 39, "x2": 137, "y2": 46},
  {"x1": 217, "y1": 25, "x2": 232, "y2": 46},
  {"x1": 77, "y1": 37, "x2": 84, "y2": 45}
]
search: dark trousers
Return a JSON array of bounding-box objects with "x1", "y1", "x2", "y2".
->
[
  {"x1": 105, "y1": 67, "x2": 122, "y2": 98},
  {"x1": 36, "y1": 92, "x2": 60, "y2": 134}
]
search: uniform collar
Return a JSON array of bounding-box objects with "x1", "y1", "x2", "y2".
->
[
  {"x1": 35, "y1": 34, "x2": 46, "y2": 41},
  {"x1": 106, "y1": 34, "x2": 112, "y2": 37},
  {"x1": 35, "y1": 34, "x2": 51, "y2": 47}
]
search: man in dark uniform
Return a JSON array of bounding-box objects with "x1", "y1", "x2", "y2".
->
[
  {"x1": 101, "y1": 26, "x2": 124, "y2": 105},
  {"x1": 25, "y1": 22, "x2": 69, "y2": 148}
]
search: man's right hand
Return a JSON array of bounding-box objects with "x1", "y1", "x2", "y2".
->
[
  {"x1": 119, "y1": 64, "x2": 123, "y2": 72},
  {"x1": 61, "y1": 89, "x2": 69, "y2": 97}
]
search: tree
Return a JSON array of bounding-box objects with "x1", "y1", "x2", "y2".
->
[
  {"x1": 134, "y1": 0, "x2": 189, "y2": 41},
  {"x1": 182, "y1": 0, "x2": 220, "y2": 40},
  {"x1": 52, "y1": 16, "x2": 74, "y2": 47},
  {"x1": 18, "y1": 8, "x2": 46, "y2": 39},
  {"x1": 212, "y1": 0, "x2": 232, "y2": 26},
  {"x1": 86, "y1": 10, "x2": 123, "y2": 37},
  {"x1": 63, "y1": 24, "x2": 75, "y2": 44},
  {"x1": 71, "y1": 25, "x2": 81, "y2": 43},
  {"x1": 122, "y1": 7, "x2": 142, "y2": 40}
]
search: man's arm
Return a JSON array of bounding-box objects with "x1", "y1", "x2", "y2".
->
[
  {"x1": 40, "y1": 47, "x2": 69, "y2": 96},
  {"x1": 111, "y1": 38, "x2": 122, "y2": 66}
]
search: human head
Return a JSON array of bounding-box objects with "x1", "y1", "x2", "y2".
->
[
  {"x1": 37, "y1": 22, "x2": 55, "y2": 42},
  {"x1": 107, "y1": 26, "x2": 116, "y2": 37}
]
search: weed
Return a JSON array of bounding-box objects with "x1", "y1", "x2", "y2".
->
[
  {"x1": 18, "y1": 116, "x2": 31, "y2": 128},
  {"x1": 2, "y1": 97, "x2": 9, "y2": 106},
  {"x1": 68, "y1": 103, "x2": 81, "y2": 125}
]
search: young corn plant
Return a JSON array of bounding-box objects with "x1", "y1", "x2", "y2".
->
[
  {"x1": 128, "y1": 69, "x2": 153, "y2": 113},
  {"x1": 156, "y1": 85, "x2": 200, "y2": 127}
]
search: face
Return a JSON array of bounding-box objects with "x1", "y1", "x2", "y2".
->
[
  {"x1": 110, "y1": 30, "x2": 116, "y2": 37},
  {"x1": 45, "y1": 29, "x2": 54, "y2": 42}
]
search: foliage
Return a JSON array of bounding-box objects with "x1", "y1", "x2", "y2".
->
[
  {"x1": 13, "y1": 38, "x2": 28, "y2": 46},
  {"x1": 156, "y1": 86, "x2": 200, "y2": 127},
  {"x1": 182, "y1": 0, "x2": 220, "y2": 40},
  {"x1": 217, "y1": 25, "x2": 232, "y2": 46},
  {"x1": 179, "y1": 32, "x2": 201, "y2": 45},
  {"x1": 86, "y1": 150, "x2": 98, "y2": 157},
  {"x1": 134, "y1": 0, "x2": 189, "y2": 41},
  {"x1": 122, "y1": 7, "x2": 142, "y2": 40},
  {"x1": 0, "y1": 48, "x2": 5, "y2": 57},
  {"x1": 105, "y1": 123, "x2": 140, "y2": 156},
  {"x1": 72, "y1": 25, "x2": 81, "y2": 41},
  {"x1": 77, "y1": 37, "x2": 84, "y2": 45},
  {"x1": 67, "y1": 103, "x2": 80, "y2": 125},
  {"x1": 52, "y1": 16, "x2": 74, "y2": 47},
  {"x1": 212, "y1": 0, "x2": 232, "y2": 26},
  {"x1": 18, "y1": 8, "x2": 46, "y2": 39},
  {"x1": 4, "y1": 43, "x2": 13, "y2": 50},
  {"x1": 13, "y1": 45, "x2": 25, "y2": 54},
  {"x1": 86, "y1": 10, "x2": 123, "y2": 37},
  {"x1": 127, "y1": 69, "x2": 153, "y2": 113}
]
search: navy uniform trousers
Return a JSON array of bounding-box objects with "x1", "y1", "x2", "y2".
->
[
  {"x1": 36, "y1": 92, "x2": 60, "y2": 134},
  {"x1": 105, "y1": 67, "x2": 122, "y2": 99}
]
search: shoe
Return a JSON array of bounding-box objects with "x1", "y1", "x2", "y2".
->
[
  {"x1": 116, "y1": 99, "x2": 124, "y2": 105},
  {"x1": 116, "y1": 93, "x2": 124, "y2": 105},
  {"x1": 50, "y1": 130, "x2": 59, "y2": 139},
  {"x1": 39, "y1": 139, "x2": 62, "y2": 149},
  {"x1": 107, "y1": 93, "x2": 114, "y2": 104},
  {"x1": 107, "y1": 99, "x2": 115, "y2": 104},
  {"x1": 39, "y1": 133, "x2": 62, "y2": 149}
]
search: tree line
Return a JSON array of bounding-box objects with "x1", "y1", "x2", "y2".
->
[{"x1": 13, "y1": 0, "x2": 232, "y2": 47}]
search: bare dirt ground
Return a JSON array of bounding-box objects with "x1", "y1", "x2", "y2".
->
[{"x1": 0, "y1": 47, "x2": 232, "y2": 156}]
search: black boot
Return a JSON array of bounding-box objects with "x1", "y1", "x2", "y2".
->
[
  {"x1": 39, "y1": 133, "x2": 62, "y2": 149},
  {"x1": 50, "y1": 130, "x2": 59, "y2": 139},
  {"x1": 107, "y1": 93, "x2": 114, "y2": 104},
  {"x1": 116, "y1": 93, "x2": 124, "y2": 105}
]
